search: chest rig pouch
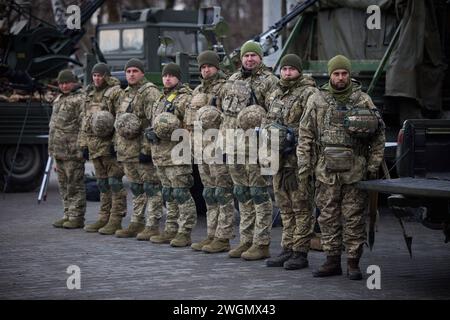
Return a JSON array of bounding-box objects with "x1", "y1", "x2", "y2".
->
[
  {"x1": 221, "y1": 80, "x2": 252, "y2": 117},
  {"x1": 343, "y1": 107, "x2": 379, "y2": 138},
  {"x1": 186, "y1": 92, "x2": 210, "y2": 130}
]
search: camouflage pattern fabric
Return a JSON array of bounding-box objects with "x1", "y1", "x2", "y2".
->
[{"x1": 55, "y1": 159, "x2": 86, "y2": 218}]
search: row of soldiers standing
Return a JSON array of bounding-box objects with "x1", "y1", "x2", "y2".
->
[{"x1": 48, "y1": 40, "x2": 385, "y2": 280}]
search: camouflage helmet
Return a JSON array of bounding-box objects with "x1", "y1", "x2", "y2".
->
[
  {"x1": 153, "y1": 112, "x2": 181, "y2": 140},
  {"x1": 237, "y1": 104, "x2": 266, "y2": 130},
  {"x1": 197, "y1": 105, "x2": 222, "y2": 130},
  {"x1": 91, "y1": 110, "x2": 115, "y2": 137},
  {"x1": 115, "y1": 113, "x2": 141, "y2": 139}
]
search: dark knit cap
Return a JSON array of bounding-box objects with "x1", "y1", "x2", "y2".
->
[
  {"x1": 197, "y1": 50, "x2": 220, "y2": 70},
  {"x1": 125, "y1": 58, "x2": 145, "y2": 73},
  {"x1": 327, "y1": 55, "x2": 351, "y2": 75},
  {"x1": 92, "y1": 63, "x2": 110, "y2": 76},
  {"x1": 162, "y1": 63, "x2": 181, "y2": 80},
  {"x1": 57, "y1": 69, "x2": 77, "y2": 83},
  {"x1": 280, "y1": 54, "x2": 302, "y2": 72}
]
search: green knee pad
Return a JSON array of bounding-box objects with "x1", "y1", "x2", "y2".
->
[
  {"x1": 162, "y1": 186, "x2": 173, "y2": 202},
  {"x1": 130, "y1": 182, "x2": 144, "y2": 197},
  {"x1": 233, "y1": 185, "x2": 252, "y2": 203},
  {"x1": 250, "y1": 186, "x2": 270, "y2": 205},
  {"x1": 215, "y1": 187, "x2": 233, "y2": 205},
  {"x1": 108, "y1": 177, "x2": 123, "y2": 193},
  {"x1": 97, "y1": 178, "x2": 110, "y2": 193},
  {"x1": 144, "y1": 182, "x2": 161, "y2": 197},
  {"x1": 173, "y1": 188, "x2": 192, "y2": 205},
  {"x1": 202, "y1": 187, "x2": 217, "y2": 205}
]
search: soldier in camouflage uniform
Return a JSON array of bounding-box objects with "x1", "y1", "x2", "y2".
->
[
  {"x1": 263, "y1": 54, "x2": 318, "y2": 270},
  {"x1": 113, "y1": 59, "x2": 163, "y2": 239},
  {"x1": 145, "y1": 63, "x2": 196, "y2": 247},
  {"x1": 78, "y1": 63, "x2": 127, "y2": 234},
  {"x1": 221, "y1": 41, "x2": 278, "y2": 260},
  {"x1": 188, "y1": 51, "x2": 235, "y2": 253},
  {"x1": 297, "y1": 55, "x2": 385, "y2": 280},
  {"x1": 50, "y1": 69, "x2": 86, "y2": 229}
]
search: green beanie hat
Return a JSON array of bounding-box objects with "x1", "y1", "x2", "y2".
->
[
  {"x1": 327, "y1": 55, "x2": 351, "y2": 75},
  {"x1": 162, "y1": 62, "x2": 181, "y2": 80},
  {"x1": 92, "y1": 63, "x2": 110, "y2": 76},
  {"x1": 125, "y1": 58, "x2": 145, "y2": 73},
  {"x1": 57, "y1": 69, "x2": 77, "y2": 83},
  {"x1": 280, "y1": 54, "x2": 302, "y2": 72},
  {"x1": 240, "y1": 40, "x2": 263, "y2": 59},
  {"x1": 197, "y1": 50, "x2": 220, "y2": 70}
]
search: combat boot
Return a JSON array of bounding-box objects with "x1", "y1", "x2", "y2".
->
[
  {"x1": 52, "y1": 217, "x2": 68, "y2": 228},
  {"x1": 84, "y1": 217, "x2": 109, "y2": 232},
  {"x1": 98, "y1": 216, "x2": 123, "y2": 235},
  {"x1": 191, "y1": 236, "x2": 214, "y2": 251},
  {"x1": 241, "y1": 244, "x2": 270, "y2": 261},
  {"x1": 136, "y1": 226, "x2": 160, "y2": 241},
  {"x1": 312, "y1": 255, "x2": 342, "y2": 277},
  {"x1": 347, "y1": 258, "x2": 363, "y2": 280},
  {"x1": 63, "y1": 217, "x2": 85, "y2": 229},
  {"x1": 284, "y1": 251, "x2": 309, "y2": 270},
  {"x1": 115, "y1": 222, "x2": 145, "y2": 238},
  {"x1": 228, "y1": 242, "x2": 252, "y2": 258},
  {"x1": 266, "y1": 248, "x2": 293, "y2": 267},
  {"x1": 150, "y1": 231, "x2": 177, "y2": 244},
  {"x1": 202, "y1": 238, "x2": 230, "y2": 253},
  {"x1": 170, "y1": 232, "x2": 192, "y2": 247}
]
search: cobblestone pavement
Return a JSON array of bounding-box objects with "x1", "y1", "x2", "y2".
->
[{"x1": 1, "y1": 165, "x2": 449, "y2": 300}]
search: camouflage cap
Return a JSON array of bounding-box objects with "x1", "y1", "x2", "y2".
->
[
  {"x1": 57, "y1": 69, "x2": 77, "y2": 83},
  {"x1": 154, "y1": 112, "x2": 181, "y2": 140},
  {"x1": 115, "y1": 113, "x2": 142, "y2": 139},
  {"x1": 197, "y1": 105, "x2": 222, "y2": 130},
  {"x1": 91, "y1": 110, "x2": 115, "y2": 137},
  {"x1": 237, "y1": 104, "x2": 266, "y2": 130}
]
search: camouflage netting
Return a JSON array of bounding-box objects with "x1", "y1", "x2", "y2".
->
[
  {"x1": 237, "y1": 104, "x2": 266, "y2": 131},
  {"x1": 197, "y1": 105, "x2": 222, "y2": 130},
  {"x1": 115, "y1": 113, "x2": 141, "y2": 139},
  {"x1": 91, "y1": 110, "x2": 115, "y2": 137},
  {"x1": 153, "y1": 112, "x2": 181, "y2": 140}
]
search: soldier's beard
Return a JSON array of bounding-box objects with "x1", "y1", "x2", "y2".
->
[{"x1": 331, "y1": 79, "x2": 350, "y2": 91}]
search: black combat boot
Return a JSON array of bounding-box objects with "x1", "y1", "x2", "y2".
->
[
  {"x1": 347, "y1": 258, "x2": 363, "y2": 280},
  {"x1": 283, "y1": 251, "x2": 308, "y2": 270},
  {"x1": 265, "y1": 248, "x2": 293, "y2": 267},
  {"x1": 312, "y1": 255, "x2": 342, "y2": 277}
]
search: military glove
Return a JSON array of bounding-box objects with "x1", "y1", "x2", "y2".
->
[
  {"x1": 138, "y1": 153, "x2": 152, "y2": 164},
  {"x1": 281, "y1": 168, "x2": 298, "y2": 192},
  {"x1": 109, "y1": 144, "x2": 117, "y2": 158},
  {"x1": 367, "y1": 170, "x2": 378, "y2": 180},
  {"x1": 144, "y1": 127, "x2": 160, "y2": 144},
  {"x1": 82, "y1": 147, "x2": 89, "y2": 161}
]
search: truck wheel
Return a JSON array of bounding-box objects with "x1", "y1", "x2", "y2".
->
[{"x1": 0, "y1": 144, "x2": 44, "y2": 192}]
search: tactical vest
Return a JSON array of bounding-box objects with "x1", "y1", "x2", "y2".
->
[
  {"x1": 221, "y1": 80, "x2": 253, "y2": 118},
  {"x1": 186, "y1": 92, "x2": 211, "y2": 131},
  {"x1": 85, "y1": 85, "x2": 117, "y2": 135}
]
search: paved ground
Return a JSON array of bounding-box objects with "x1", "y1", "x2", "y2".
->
[{"x1": 1, "y1": 166, "x2": 450, "y2": 300}]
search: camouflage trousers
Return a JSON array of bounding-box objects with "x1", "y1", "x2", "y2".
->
[
  {"x1": 198, "y1": 163, "x2": 235, "y2": 240},
  {"x1": 273, "y1": 171, "x2": 313, "y2": 253},
  {"x1": 228, "y1": 163, "x2": 272, "y2": 246},
  {"x1": 92, "y1": 156, "x2": 127, "y2": 218},
  {"x1": 315, "y1": 181, "x2": 368, "y2": 258},
  {"x1": 156, "y1": 165, "x2": 197, "y2": 234},
  {"x1": 122, "y1": 161, "x2": 163, "y2": 227},
  {"x1": 55, "y1": 159, "x2": 86, "y2": 219}
]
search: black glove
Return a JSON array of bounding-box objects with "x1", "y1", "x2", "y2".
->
[
  {"x1": 139, "y1": 153, "x2": 152, "y2": 163},
  {"x1": 82, "y1": 147, "x2": 89, "y2": 161},
  {"x1": 281, "y1": 168, "x2": 298, "y2": 192},
  {"x1": 144, "y1": 127, "x2": 160, "y2": 144},
  {"x1": 367, "y1": 170, "x2": 378, "y2": 180},
  {"x1": 109, "y1": 144, "x2": 117, "y2": 158}
]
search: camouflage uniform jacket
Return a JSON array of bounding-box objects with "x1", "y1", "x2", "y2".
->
[
  {"x1": 150, "y1": 83, "x2": 192, "y2": 166},
  {"x1": 297, "y1": 80, "x2": 386, "y2": 185},
  {"x1": 115, "y1": 79, "x2": 160, "y2": 162},
  {"x1": 48, "y1": 86, "x2": 84, "y2": 161},
  {"x1": 78, "y1": 77, "x2": 122, "y2": 159},
  {"x1": 264, "y1": 75, "x2": 318, "y2": 169}
]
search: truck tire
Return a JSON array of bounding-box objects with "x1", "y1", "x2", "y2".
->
[{"x1": 0, "y1": 144, "x2": 45, "y2": 192}]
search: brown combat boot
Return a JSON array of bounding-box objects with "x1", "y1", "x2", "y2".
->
[
  {"x1": 136, "y1": 226, "x2": 160, "y2": 241},
  {"x1": 312, "y1": 255, "x2": 342, "y2": 277},
  {"x1": 84, "y1": 217, "x2": 109, "y2": 232},
  {"x1": 202, "y1": 238, "x2": 230, "y2": 253},
  {"x1": 170, "y1": 232, "x2": 192, "y2": 247},
  {"x1": 115, "y1": 222, "x2": 145, "y2": 238},
  {"x1": 52, "y1": 216, "x2": 69, "y2": 228},
  {"x1": 98, "y1": 216, "x2": 123, "y2": 235},
  {"x1": 150, "y1": 231, "x2": 177, "y2": 244},
  {"x1": 347, "y1": 258, "x2": 363, "y2": 280},
  {"x1": 191, "y1": 236, "x2": 214, "y2": 251},
  {"x1": 241, "y1": 244, "x2": 270, "y2": 261},
  {"x1": 228, "y1": 242, "x2": 252, "y2": 258},
  {"x1": 63, "y1": 217, "x2": 85, "y2": 229}
]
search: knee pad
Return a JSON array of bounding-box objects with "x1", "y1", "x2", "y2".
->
[
  {"x1": 202, "y1": 187, "x2": 217, "y2": 205},
  {"x1": 108, "y1": 177, "x2": 123, "y2": 193},
  {"x1": 215, "y1": 187, "x2": 233, "y2": 205},
  {"x1": 233, "y1": 185, "x2": 252, "y2": 203},
  {"x1": 144, "y1": 182, "x2": 161, "y2": 197},
  {"x1": 173, "y1": 188, "x2": 192, "y2": 205},
  {"x1": 96, "y1": 178, "x2": 110, "y2": 193},
  {"x1": 162, "y1": 186, "x2": 173, "y2": 202},
  {"x1": 250, "y1": 186, "x2": 270, "y2": 205},
  {"x1": 130, "y1": 182, "x2": 144, "y2": 197}
]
